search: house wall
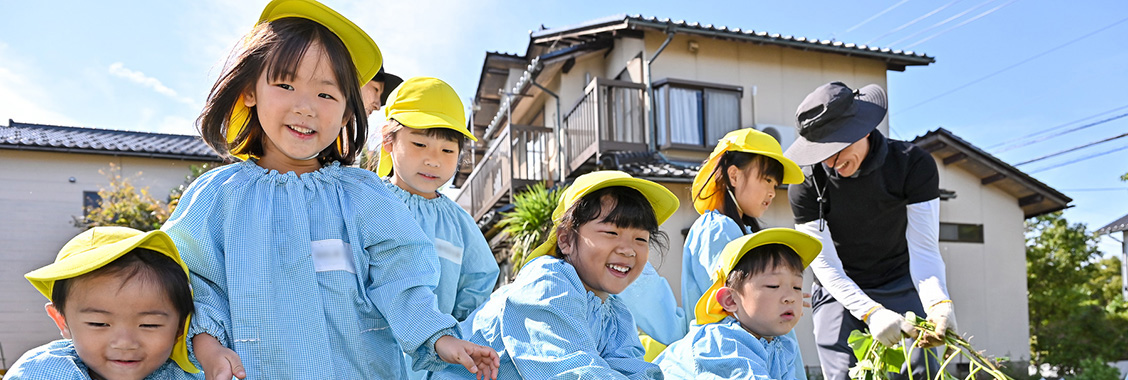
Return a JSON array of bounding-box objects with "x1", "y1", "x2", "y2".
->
[{"x1": 0, "y1": 149, "x2": 213, "y2": 366}]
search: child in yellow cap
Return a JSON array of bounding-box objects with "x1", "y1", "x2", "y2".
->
[
  {"x1": 8, "y1": 226, "x2": 198, "y2": 380},
  {"x1": 374, "y1": 77, "x2": 500, "y2": 380},
  {"x1": 431, "y1": 170, "x2": 676, "y2": 379},
  {"x1": 654, "y1": 228, "x2": 821, "y2": 379},
  {"x1": 163, "y1": 0, "x2": 498, "y2": 378}
]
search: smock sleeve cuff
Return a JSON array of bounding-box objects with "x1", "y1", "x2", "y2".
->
[{"x1": 411, "y1": 326, "x2": 461, "y2": 372}]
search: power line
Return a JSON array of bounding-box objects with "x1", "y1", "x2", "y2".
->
[
  {"x1": 844, "y1": 0, "x2": 913, "y2": 33},
  {"x1": 893, "y1": 15, "x2": 1128, "y2": 115},
  {"x1": 1015, "y1": 132, "x2": 1128, "y2": 167},
  {"x1": 986, "y1": 103, "x2": 1128, "y2": 149},
  {"x1": 903, "y1": 0, "x2": 1019, "y2": 49},
  {"x1": 865, "y1": 0, "x2": 964, "y2": 45},
  {"x1": 1058, "y1": 187, "x2": 1128, "y2": 192},
  {"x1": 993, "y1": 112, "x2": 1128, "y2": 154},
  {"x1": 886, "y1": 0, "x2": 998, "y2": 47},
  {"x1": 1028, "y1": 144, "x2": 1128, "y2": 174}
]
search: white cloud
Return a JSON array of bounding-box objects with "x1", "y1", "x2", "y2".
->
[{"x1": 108, "y1": 62, "x2": 198, "y2": 108}]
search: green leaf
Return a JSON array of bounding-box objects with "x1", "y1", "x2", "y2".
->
[
  {"x1": 848, "y1": 329, "x2": 874, "y2": 362},
  {"x1": 880, "y1": 344, "x2": 906, "y2": 373}
]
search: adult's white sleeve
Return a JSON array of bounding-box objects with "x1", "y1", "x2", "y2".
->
[
  {"x1": 906, "y1": 198, "x2": 950, "y2": 308},
  {"x1": 796, "y1": 220, "x2": 882, "y2": 321}
]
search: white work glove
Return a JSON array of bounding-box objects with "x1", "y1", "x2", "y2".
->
[
  {"x1": 866, "y1": 308, "x2": 912, "y2": 347},
  {"x1": 927, "y1": 301, "x2": 957, "y2": 336}
]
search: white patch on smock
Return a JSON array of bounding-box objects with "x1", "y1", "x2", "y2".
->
[
  {"x1": 311, "y1": 239, "x2": 356, "y2": 274},
  {"x1": 434, "y1": 238, "x2": 463, "y2": 265}
]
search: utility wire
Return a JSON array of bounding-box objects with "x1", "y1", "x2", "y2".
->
[
  {"x1": 1015, "y1": 132, "x2": 1128, "y2": 167},
  {"x1": 1028, "y1": 144, "x2": 1128, "y2": 174},
  {"x1": 986, "y1": 103, "x2": 1128, "y2": 149},
  {"x1": 993, "y1": 112, "x2": 1128, "y2": 154},
  {"x1": 886, "y1": 0, "x2": 998, "y2": 47},
  {"x1": 845, "y1": 0, "x2": 912, "y2": 33},
  {"x1": 893, "y1": 15, "x2": 1128, "y2": 115},
  {"x1": 904, "y1": 0, "x2": 1019, "y2": 49},
  {"x1": 866, "y1": 0, "x2": 963, "y2": 45},
  {"x1": 1058, "y1": 187, "x2": 1128, "y2": 192}
]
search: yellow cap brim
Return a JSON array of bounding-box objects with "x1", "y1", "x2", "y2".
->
[
  {"x1": 24, "y1": 227, "x2": 199, "y2": 373},
  {"x1": 694, "y1": 228, "x2": 821, "y2": 325},
  {"x1": 691, "y1": 139, "x2": 804, "y2": 215},
  {"x1": 520, "y1": 171, "x2": 679, "y2": 269}
]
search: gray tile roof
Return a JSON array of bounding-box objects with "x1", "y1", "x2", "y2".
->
[
  {"x1": 0, "y1": 120, "x2": 221, "y2": 161},
  {"x1": 1097, "y1": 213, "x2": 1128, "y2": 235},
  {"x1": 530, "y1": 14, "x2": 935, "y2": 71},
  {"x1": 600, "y1": 151, "x2": 700, "y2": 182}
]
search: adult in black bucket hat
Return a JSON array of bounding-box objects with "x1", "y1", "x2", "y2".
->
[{"x1": 784, "y1": 82, "x2": 956, "y2": 380}]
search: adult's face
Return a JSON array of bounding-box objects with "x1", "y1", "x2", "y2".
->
[{"x1": 822, "y1": 133, "x2": 870, "y2": 177}]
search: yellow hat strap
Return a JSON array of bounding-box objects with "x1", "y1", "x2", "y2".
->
[{"x1": 694, "y1": 268, "x2": 732, "y2": 325}]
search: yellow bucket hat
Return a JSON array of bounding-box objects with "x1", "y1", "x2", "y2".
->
[
  {"x1": 25, "y1": 226, "x2": 199, "y2": 373},
  {"x1": 519, "y1": 171, "x2": 680, "y2": 269},
  {"x1": 227, "y1": 0, "x2": 382, "y2": 160},
  {"x1": 376, "y1": 76, "x2": 477, "y2": 177},
  {"x1": 691, "y1": 128, "x2": 804, "y2": 214},
  {"x1": 694, "y1": 228, "x2": 822, "y2": 325}
]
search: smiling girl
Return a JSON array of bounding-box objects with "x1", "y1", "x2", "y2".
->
[
  {"x1": 160, "y1": 1, "x2": 497, "y2": 379},
  {"x1": 431, "y1": 171, "x2": 677, "y2": 379}
]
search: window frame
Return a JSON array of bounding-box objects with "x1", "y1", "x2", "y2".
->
[
  {"x1": 939, "y1": 222, "x2": 985, "y2": 243},
  {"x1": 653, "y1": 78, "x2": 743, "y2": 151}
]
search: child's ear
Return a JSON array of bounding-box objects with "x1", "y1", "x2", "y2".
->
[
  {"x1": 45, "y1": 303, "x2": 72, "y2": 339},
  {"x1": 716, "y1": 287, "x2": 739, "y2": 313},
  {"x1": 242, "y1": 90, "x2": 256, "y2": 108},
  {"x1": 726, "y1": 164, "x2": 742, "y2": 186},
  {"x1": 557, "y1": 230, "x2": 574, "y2": 257}
]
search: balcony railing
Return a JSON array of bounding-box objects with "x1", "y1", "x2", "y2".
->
[
  {"x1": 455, "y1": 77, "x2": 648, "y2": 221},
  {"x1": 456, "y1": 123, "x2": 554, "y2": 221},
  {"x1": 562, "y1": 78, "x2": 647, "y2": 176}
]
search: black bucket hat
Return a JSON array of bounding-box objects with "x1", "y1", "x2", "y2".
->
[
  {"x1": 372, "y1": 67, "x2": 404, "y2": 106},
  {"x1": 783, "y1": 82, "x2": 887, "y2": 166}
]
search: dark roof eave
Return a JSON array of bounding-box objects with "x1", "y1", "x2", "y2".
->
[{"x1": 912, "y1": 128, "x2": 1071, "y2": 218}]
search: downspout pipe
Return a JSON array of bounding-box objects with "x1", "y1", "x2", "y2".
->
[
  {"x1": 645, "y1": 31, "x2": 675, "y2": 152},
  {"x1": 529, "y1": 81, "x2": 564, "y2": 184}
]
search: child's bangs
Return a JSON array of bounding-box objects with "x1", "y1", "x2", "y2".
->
[
  {"x1": 726, "y1": 243, "x2": 804, "y2": 288},
  {"x1": 262, "y1": 18, "x2": 358, "y2": 97},
  {"x1": 589, "y1": 187, "x2": 660, "y2": 233}
]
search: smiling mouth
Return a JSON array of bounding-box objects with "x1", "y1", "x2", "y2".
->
[
  {"x1": 418, "y1": 173, "x2": 439, "y2": 180},
  {"x1": 288, "y1": 125, "x2": 315, "y2": 135},
  {"x1": 607, "y1": 263, "x2": 631, "y2": 276}
]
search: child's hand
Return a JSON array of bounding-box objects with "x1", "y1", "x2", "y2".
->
[
  {"x1": 803, "y1": 292, "x2": 812, "y2": 309},
  {"x1": 192, "y1": 334, "x2": 246, "y2": 380},
  {"x1": 435, "y1": 335, "x2": 500, "y2": 380}
]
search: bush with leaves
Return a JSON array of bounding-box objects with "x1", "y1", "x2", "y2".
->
[
  {"x1": 498, "y1": 183, "x2": 564, "y2": 276},
  {"x1": 78, "y1": 163, "x2": 215, "y2": 232},
  {"x1": 1026, "y1": 212, "x2": 1128, "y2": 374}
]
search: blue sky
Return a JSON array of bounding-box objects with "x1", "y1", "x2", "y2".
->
[{"x1": 2, "y1": 0, "x2": 1126, "y2": 257}]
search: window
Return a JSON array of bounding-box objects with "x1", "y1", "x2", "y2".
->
[
  {"x1": 82, "y1": 191, "x2": 103, "y2": 221},
  {"x1": 939, "y1": 223, "x2": 983, "y2": 243},
  {"x1": 654, "y1": 78, "x2": 742, "y2": 149}
]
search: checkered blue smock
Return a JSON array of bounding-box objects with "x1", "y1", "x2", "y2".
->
[
  {"x1": 4, "y1": 339, "x2": 192, "y2": 379},
  {"x1": 680, "y1": 211, "x2": 806, "y2": 379},
  {"x1": 382, "y1": 180, "x2": 499, "y2": 380},
  {"x1": 162, "y1": 161, "x2": 459, "y2": 379},
  {"x1": 654, "y1": 318, "x2": 799, "y2": 380},
  {"x1": 618, "y1": 262, "x2": 688, "y2": 345},
  {"x1": 431, "y1": 256, "x2": 663, "y2": 380}
]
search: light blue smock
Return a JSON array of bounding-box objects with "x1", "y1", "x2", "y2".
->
[
  {"x1": 162, "y1": 161, "x2": 458, "y2": 379},
  {"x1": 654, "y1": 318, "x2": 799, "y2": 380},
  {"x1": 382, "y1": 180, "x2": 499, "y2": 380},
  {"x1": 3, "y1": 339, "x2": 193, "y2": 380},
  {"x1": 618, "y1": 262, "x2": 688, "y2": 345},
  {"x1": 431, "y1": 255, "x2": 663, "y2": 380},
  {"x1": 681, "y1": 211, "x2": 807, "y2": 380}
]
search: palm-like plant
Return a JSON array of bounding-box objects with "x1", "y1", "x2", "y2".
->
[{"x1": 499, "y1": 183, "x2": 565, "y2": 276}]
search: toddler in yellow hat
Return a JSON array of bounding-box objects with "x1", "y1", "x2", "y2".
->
[
  {"x1": 373, "y1": 77, "x2": 499, "y2": 380},
  {"x1": 6, "y1": 226, "x2": 198, "y2": 380},
  {"x1": 654, "y1": 228, "x2": 821, "y2": 379},
  {"x1": 431, "y1": 171, "x2": 676, "y2": 379}
]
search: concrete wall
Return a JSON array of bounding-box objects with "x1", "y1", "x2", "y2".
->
[{"x1": 0, "y1": 149, "x2": 213, "y2": 367}]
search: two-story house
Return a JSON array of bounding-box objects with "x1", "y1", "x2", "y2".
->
[{"x1": 452, "y1": 15, "x2": 1070, "y2": 373}]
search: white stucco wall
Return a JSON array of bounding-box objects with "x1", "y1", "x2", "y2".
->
[{"x1": 0, "y1": 149, "x2": 215, "y2": 366}]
